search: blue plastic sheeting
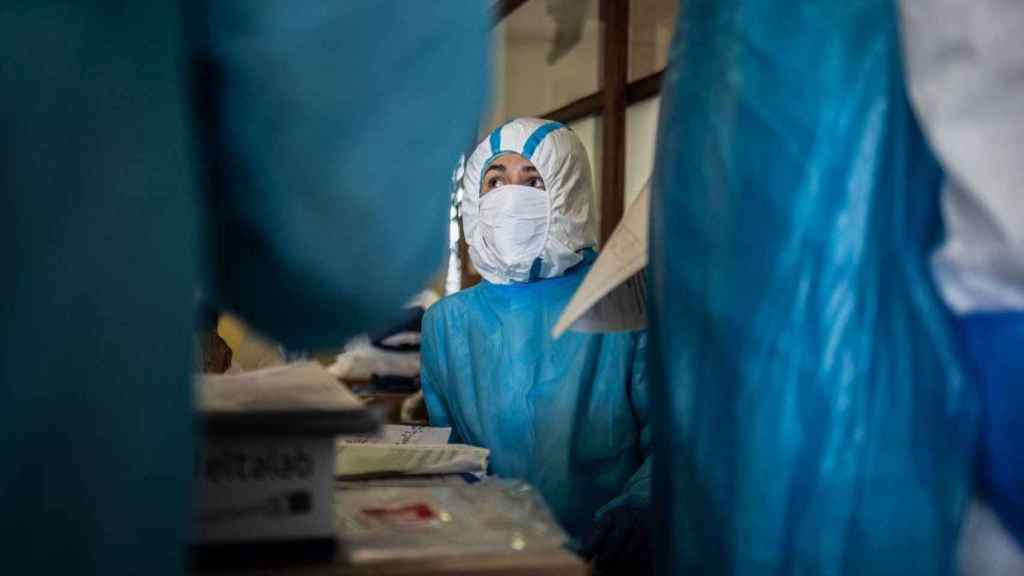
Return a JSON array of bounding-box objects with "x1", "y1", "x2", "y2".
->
[
  {"x1": 198, "y1": 1, "x2": 489, "y2": 349},
  {"x1": 648, "y1": 0, "x2": 978, "y2": 573},
  {"x1": 0, "y1": 2, "x2": 488, "y2": 574}
]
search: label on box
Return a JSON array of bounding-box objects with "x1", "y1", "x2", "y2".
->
[{"x1": 193, "y1": 436, "x2": 334, "y2": 542}]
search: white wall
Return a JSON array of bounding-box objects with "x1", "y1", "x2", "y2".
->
[{"x1": 625, "y1": 95, "x2": 661, "y2": 208}]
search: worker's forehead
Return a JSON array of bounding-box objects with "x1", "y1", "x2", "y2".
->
[{"x1": 485, "y1": 153, "x2": 538, "y2": 172}]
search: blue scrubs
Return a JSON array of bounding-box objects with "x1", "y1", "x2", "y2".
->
[
  {"x1": 960, "y1": 312, "x2": 1024, "y2": 547},
  {"x1": 421, "y1": 256, "x2": 651, "y2": 538}
]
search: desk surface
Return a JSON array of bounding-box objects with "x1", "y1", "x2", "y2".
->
[{"x1": 202, "y1": 548, "x2": 588, "y2": 576}]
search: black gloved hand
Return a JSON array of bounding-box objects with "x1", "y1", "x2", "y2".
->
[{"x1": 579, "y1": 499, "x2": 654, "y2": 576}]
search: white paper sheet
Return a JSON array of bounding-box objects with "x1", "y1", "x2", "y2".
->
[
  {"x1": 335, "y1": 443, "x2": 489, "y2": 479},
  {"x1": 553, "y1": 179, "x2": 650, "y2": 338}
]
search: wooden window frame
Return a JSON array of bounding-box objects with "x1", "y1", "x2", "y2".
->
[{"x1": 495, "y1": 0, "x2": 667, "y2": 243}]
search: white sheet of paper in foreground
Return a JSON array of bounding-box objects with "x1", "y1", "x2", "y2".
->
[
  {"x1": 334, "y1": 443, "x2": 489, "y2": 478},
  {"x1": 336, "y1": 424, "x2": 484, "y2": 478},
  {"x1": 552, "y1": 179, "x2": 650, "y2": 338}
]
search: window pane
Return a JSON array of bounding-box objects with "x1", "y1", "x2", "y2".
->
[
  {"x1": 487, "y1": 0, "x2": 602, "y2": 131},
  {"x1": 625, "y1": 96, "x2": 660, "y2": 208},
  {"x1": 628, "y1": 0, "x2": 678, "y2": 82},
  {"x1": 568, "y1": 115, "x2": 603, "y2": 236}
]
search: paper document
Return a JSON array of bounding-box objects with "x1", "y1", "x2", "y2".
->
[
  {"x1": 198, "y1": 361, "x2": 363, "y2": 412},
  {"x1": 335, "y1": 425, "x2": 484, "y2": 478},
  {"x1": 335, "y1": 443, "x2": 489, "y2": 479},
  {"x1": 336, "y1": 475, "x2": 477, "y2": 489},
  {"x1": 553, "y1": 179, "x2": 650, "y2": 338},
  {"x1": 339, "y1": 425, "x2": 451, "y2": 446},
  {"x1": 336, "y1": 425, "x2": 482, "y2": 478}
]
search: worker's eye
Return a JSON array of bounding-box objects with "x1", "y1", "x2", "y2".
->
[
  {"x1": 486, "y1": 176, "x2": 505, "y2": 191},
  {"x1": 527, "y1": 177, "x2": 546, "y2": 189}
]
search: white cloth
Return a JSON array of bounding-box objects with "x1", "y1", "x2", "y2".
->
[
  {"x1": 328, "y1": 336, "x2": 420, "y2": 381},
  {"x1": 959, "y1": 500, "x2": 1024, "y2": 576},
  {"x1": 899, "y1": 0, "x2": 1024, "y2": 314},
  {"x1": 462, "y1": 117, "x2": 597, "y2": 284},
  {"x1": 405, "y1": 290, "x2": 439, "y2": 311}
]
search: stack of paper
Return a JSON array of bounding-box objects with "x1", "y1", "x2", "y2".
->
[{"x1": 336, "y1": 425, "x2": 489, "y2": 479}]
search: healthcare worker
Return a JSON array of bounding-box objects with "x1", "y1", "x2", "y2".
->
[{"x1": 421, "y1": 118, "x2": 652, "y2": 574}]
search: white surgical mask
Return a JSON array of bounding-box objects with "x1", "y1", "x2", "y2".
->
[{"x1": 470, "y1": 184, "x2": 551, "y2": 284}]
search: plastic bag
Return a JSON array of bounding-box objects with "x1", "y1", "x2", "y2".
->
[
  {"x1": 334, "y1": 479, "x2": 568, "y2": 565},
  {"x1": 647, "y1": 0, "x2": 978, "y2": 573}
]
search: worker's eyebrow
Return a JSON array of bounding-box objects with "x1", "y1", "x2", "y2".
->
[
  {"x1": 483, "y1": 164, "x2": 507, "y2": 177},
  {"x1": 521, "y1": 166, "x2": 540, "y2": 174}
]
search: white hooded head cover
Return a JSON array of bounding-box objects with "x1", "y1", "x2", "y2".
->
[{"x1": 462, "y1": 117, "x2": 598, "y2": 284}]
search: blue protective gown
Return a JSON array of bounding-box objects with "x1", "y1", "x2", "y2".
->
[{"x1": 421, "y1": 255, "x2": 651, "y2": 538}]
